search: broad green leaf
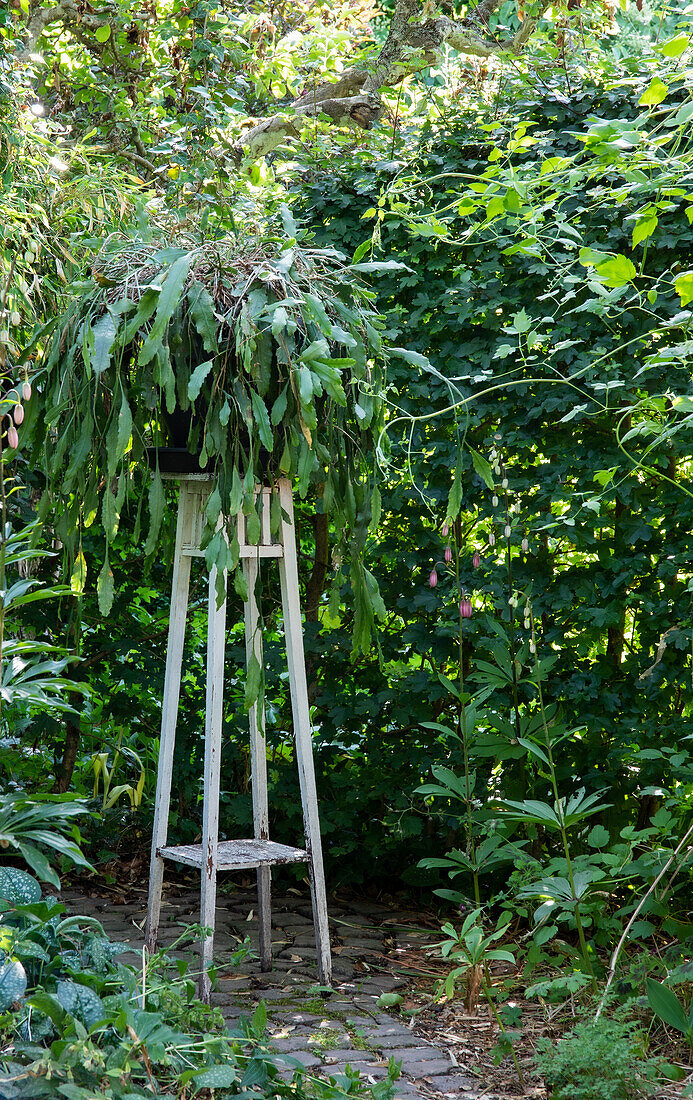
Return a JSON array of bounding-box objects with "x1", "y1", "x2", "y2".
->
[
  {"x1": 390, "y1": 346, "x2": 430, "y2": 369},
  {"x1": 245, "y1": 651, "x2": 262, "y2": 711},
  {"x1": 595, "y1": 254, "x2": 637, "y2": 287},
  {"x1": 639, "y1": 78, "x2": 668, "y2": 107},
  {"x1": 95, "y1": 24, "x2": 110, "y2": 42},
  {"x1": 517, "y1": 738, "x2": 550, "y2": 766},
  {"x1": 647, "y1": 980, "x2": 691, "y2": 1036},
  {"x1": 0, "y1": 960, "x2": 27, "y2": 1011},
  {"x1": 56, "y1": 980, "x2": 106, "y2": 1028},
  {"x1": 250, "y1": 390, "x2": 273, "y2": 451},
  {"x1": 660, "y1": 34, "x2": 689, "y2": 58},
  {"x1": 194, "y1": 1066, "x2": 238, "y2": 1088},
  {"x1": 0, "y1": 867, "x2": 41, "y2": 904},
  {"x1": 632, "y1": 213, "x2": 657, "y2": 248},
  {"x1": 674, "y1": 271, "x2": 693, "y2": 307},
  {"x1": 139, "y1": 253, "x2": 191, "y2": 364},
  {"x1": 271, "y1": 386, "x2": 288, "y2": 426},
  {"x1": 302, "y1": 292, "x2": 331, "y2": 336},
  {"x1": 447, "y1": 463, "x2": 462, "y2": 519}
]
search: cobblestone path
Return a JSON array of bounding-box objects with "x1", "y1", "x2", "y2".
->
[{"x1": 59, "y1": 883, "x2": 481, "y2": 1099}]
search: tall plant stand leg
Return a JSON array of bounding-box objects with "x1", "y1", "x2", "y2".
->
[
  {"x1": 145, "y1": 482, "x2": 195, "y2": 954},
  {"x1": 277, "y1": 479, "x2": 332, "y2": 986},
  {"x1": 146, "y1": 475, "x2": 332, "y2": 1001}
]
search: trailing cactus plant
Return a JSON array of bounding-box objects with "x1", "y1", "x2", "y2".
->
[{"x1": 31, "y1": 218, "x2": 397, "y2": 653}]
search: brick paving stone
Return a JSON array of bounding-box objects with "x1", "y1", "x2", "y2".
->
[
  {"x1": 420, "y1": 1074, "x2": 478, "y2": 1094},
  {"x1": 365, "y1": 1031, "x2": 421, "y2": 1050},
  {"x1": 396, "y1": 1059, "x2": 454, "y2": 1077},
  {"x1": 393, "y1": 1046, "x2": 452, "y2": 1063},
  {"x1": 273, "y1": 1050, "x2": 323, "y2": 1069},
  {"x1": 57, "y1": 886, "x2": 481, "y2": 1099}
]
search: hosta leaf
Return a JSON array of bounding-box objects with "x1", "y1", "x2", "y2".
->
[{"x1": 647, "y1": 979, "x2": 691, "y2": 1035}]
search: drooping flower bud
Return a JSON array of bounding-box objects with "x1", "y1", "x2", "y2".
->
[
  {"x1": 460, "y1": 598, "x2": 472, "y2": 618},
  {"x1": 522, "y1": 537, "x2": 529, "y2": 553},
  {"x1": 429, "y1": 570, "x2": 438, "y2": 588},
  {"x1": 488, "y1": 532, "x2": 496, "y2": 547},
  {"x1": 502, "y1": 478, "x2": 508, "y2": 489},
  {"x1": 504, "y1": 524, "x2": 511, "y2": 539},
  {"x1": 13, "y1": 404, "x2": 24, "y2": 425},
  {"x1": 441, "y1": 523, "x2": 449, "y2": 538},
  {"x1": 7, "y1": 424, "x2": 18, "y2": 450},
  {"x1": 22, "y1": 381, "x2": 32, "y2": 401},
  {"x1": 472, "y1": 552, "x2": 481, "y2": 569},
  {"x1": 492, "y1": 495, "x2": 499, "y2": 507},
  {"x1": 444, "y1": 546, "x2": 452, "y2": 563},
  {"x1": 529, "y1": 640, "x2": 536, "y2": 654}
]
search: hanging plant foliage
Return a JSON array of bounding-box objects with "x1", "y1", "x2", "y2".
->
[{"x1": 32, "y1": 229, "x2": 396, "y2": 653}]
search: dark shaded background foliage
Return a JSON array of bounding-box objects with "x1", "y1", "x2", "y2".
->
[
  {"x1": 2, "y1": 0, "x2": 691, "y2": 899},
  {"x1": 7, "y1": 72, "x2": 688, "y2": 896}
]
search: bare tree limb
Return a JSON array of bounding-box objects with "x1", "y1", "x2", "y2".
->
[{"x1": 235, "y1": 0, "x2": 554, "y2": 164}]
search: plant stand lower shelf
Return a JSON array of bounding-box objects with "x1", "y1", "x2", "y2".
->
[
  {"x1": 159, "y1": 840, "x2": 309, "y2": 872},
  {"x1": 145, "y1": 475, "x2": 331, "y2": 1001}
]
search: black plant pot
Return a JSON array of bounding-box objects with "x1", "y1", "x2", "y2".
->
[{"x1": 146, "y1": 407, "x2": 212, "y2": 474}]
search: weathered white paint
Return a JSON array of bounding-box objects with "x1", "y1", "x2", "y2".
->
[{"x1": 146, "y1": 475, "x2": 332, "y2": 1001}]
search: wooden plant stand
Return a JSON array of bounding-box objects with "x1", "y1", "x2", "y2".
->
[{"x1": 145, "y1": 475, "x2": 331, "y2": 1001}]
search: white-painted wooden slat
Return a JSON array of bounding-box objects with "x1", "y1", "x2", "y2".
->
[
  {"x1": 147, "y1": 473, "x2": 332, "y2": 1002},
  {"x1": 277, "y1": 478, "x2": 332, "y2": 986},
  {"x1": 243, "y1": 556, "x2": 272, "y2": 971},
  {"x1": 145, "y1": 483, "x2": 194, "y2": 954},
  {"x1": 200, "y1": 550, "x2": 227, "y2": 1001}
]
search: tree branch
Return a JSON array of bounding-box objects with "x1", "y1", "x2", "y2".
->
[
  {"x1": 235, "y1": 0, "x2": 554, "y2": 164},
  {"x1": 21, "y1": 0, "x2": 115, "y2": 56}
]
